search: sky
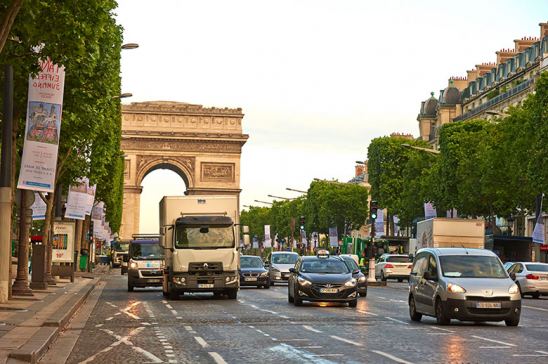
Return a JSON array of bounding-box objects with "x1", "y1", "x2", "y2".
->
[{"x1": 114, "y1": 0, "x2": 547, "y2": 233}]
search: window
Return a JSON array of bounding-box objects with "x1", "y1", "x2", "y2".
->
[
  {"x1": 272, "y1": 253, "x2": 298, "y2": 265},
  {"x1": 427, "y1": 255, "x2": 438, "y2": 279},
  {"x1": 525, "y1": 264, "x2": 548, "y2": 272},
  {"x1": 240, "y1": 256, "x2": 264, "y2": 269},
  {"x1": 439, "y1": 255, "x2": 506, "y2": 278},
  {"x1": 301, "y1": 259, "x2": 350, "y2": 274},
  {"x1": 411, "y1": 253, "x2": 428, "y2": 276}
]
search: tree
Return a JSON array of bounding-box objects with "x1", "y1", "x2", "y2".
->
[{"x1": 240, "y1": 206, "x2": 271, "y2": 242}]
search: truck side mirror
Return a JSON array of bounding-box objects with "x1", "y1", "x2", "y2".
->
[{"x1": 160, "y1": 225, "x2": 173, "y2": 250}]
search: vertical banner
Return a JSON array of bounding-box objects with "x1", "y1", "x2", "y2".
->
[
  {"x1": 329, "y1": 227, "x2": 338, "y2": 247},
  {"x1": 31, "y1": 192, "x2": 47, "y2": 220},
  {"x1": 252, "y1": 236, "x2": 258, "y2": 249},
  {"x1": 393, "y1": 215, "x2": 400, "y2": 236},
  {"x1": 532, "y1": 195, "x2": 545, "y2": 244},
  {"x1": 300, "y1": 230, "x2": 308, "y2": 246},
  {"x1": 17, "y1": 59, "x2": 65, "y2": 192},
  {"x1": 446, "y1": 208, "x2": 458, "y2": 218},
  {"x1": 424, "y1": 202, "x2": 437, "y2": 219},
  {"x1": 64, "y1": 178, "x2": 88, "y2": 220},
  {"x1": 85, "y1": 183, "x2": 96, "y2": 215},
  {"x1": 52, "y1": 221, "x2": 75, "y2": 262},
  {"x1": 375, "y1": 209, "x2": 385, "y2": 238},
  {"x1": 311, "y1": 232, "x2": 318, "y2": 248},
  {"x1": 263, "y1": 225, "x2": 272, "y2": 248}
]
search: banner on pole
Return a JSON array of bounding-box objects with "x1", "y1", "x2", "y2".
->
[
  {"x1": 532, "y1": 194, "x2": 545, "y2": 244},
  {"x1": 85, "y1": 181, "x2": 96, "y2": 215},
  {"x1": 64, "y1": 178, "x2": 88, "y2": 220},
  {"x1": 329, "y1": 227, "x2": 338, "y2": 247},
  {"x1": 424, "y1": 202, "x2": 437, "y2": 219},
  {"x1": 393, "y1": 215, "x2": 400, "y2": 236},
  {"x1": 31, "y1": 192, "x2": 46, "y2": 220},
  {"x1": 375, "y1": 209, "x2": 385, "y2": 238},
  {"x1": 17, "y1": 59, "x2": 65, "y2": 192},
  {"x1": 264, "y1": 225, "x2": 271, "y2": 248}
]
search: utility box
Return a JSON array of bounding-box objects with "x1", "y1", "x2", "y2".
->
[
  {"x1": 416, "y1": 218, "x2": 485, "y2": 250},
  {"x1": 30, "y1": 243, "x2": 48, "y2": 290}
]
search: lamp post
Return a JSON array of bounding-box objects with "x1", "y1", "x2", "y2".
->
[
  {"x1": 401, "y1": 143, "x2": 440, "y2": 154},
  {"x1": 254, "y1": 200, "x2": 273, "y2": 205},
  {"x1": 267, "y1": 194, "x2": 294, "y2": 200},
  {"x1": 286, "y1": 187, "x2": 307, "y2": 194}
]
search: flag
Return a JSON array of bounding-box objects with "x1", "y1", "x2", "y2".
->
[{"x1": 532, "y1": 193, "x2": 545, "y2": 244}]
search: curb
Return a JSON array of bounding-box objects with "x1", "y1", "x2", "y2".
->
[{"x1": 7, "y1": 278, "x2": 98, "y2": 363}]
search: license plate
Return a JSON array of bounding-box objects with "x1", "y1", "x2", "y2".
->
[
  {"x1": 198, "y1": 284, "x2": 214, "y2": 288},
  {"x1": 320, "y1": 288, "x2": 338, "y2": 294},
  {"x1": 476, "y1": 302, "x2": 501, "y2": 309},
  {"x1": 148, "y1": 279, "x2": 161, "y2": 283},
  {"x1": 245, "y1": 277, "x2": 257, "y2": 282}
]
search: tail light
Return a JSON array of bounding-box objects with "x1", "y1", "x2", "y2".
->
[
  {"x1": 407, "y1": 264, "x2": 413, "y2": 269},
  {"x1": 526, "y1": 274, "x2": 539, "y2": 280},
  {"x1": 385, "y1": 264, "x2": 394, "y2": 268}
]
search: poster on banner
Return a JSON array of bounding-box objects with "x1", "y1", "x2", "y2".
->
[
  {"x1": 300, "y1": 230, "x2": 308, "y2": 245},
  {"x1": 17, "y1": 59, "x2": 65, "y2": 193},
  {"x1": 273, "y1": 234, "x2": 278, "y2": 249},
  {"x1": 31, "y1": 192, "x2": 46, "y2": 220},
  {"x1": 329, "y1": 227, "x2": 338, "y2": 247},
  {"x1": 375, "y1": 209, "x2": 385, "y2": 238},
  {"x1": 85, "y1": 183, "x2": 96, "y2": 215},
  {"x1": 311, "y1": 232, "x2": 319, "y2": 248},
  {"x1": 52, "y1": 221, "x2": 75, "y2": 263},
  {"x1": 92, "y1": 219, "x2": 103, "y2": 239},
  {"x1": 264, "y1": 225, "x2": 271, "y2": 248},
  {"x1": 92, "y1": 202, "x2": 104, "y2": 220},
  {"x1": 532, "y1": 222, "x2": 545, "y2": 244},
  {"x1": 64, "y1": 179, "x2": 88, "y2": 220},
  {"x1": 393, "y1": 215, "x2": 400, "y2": 236},
  {"x1": 424, "y1": 202, "x2": 437, "y2": 219},
  {"x1": 252, "y1": 236, "x2": 258, "y2": 249},
  {"x1": 446, "y1": 208, "x2": 458, "y2": 218}
]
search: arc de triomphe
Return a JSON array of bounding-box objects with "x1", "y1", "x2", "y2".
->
[{"x1": 119, "y1": 101, "x2": 248, "y2": 240}]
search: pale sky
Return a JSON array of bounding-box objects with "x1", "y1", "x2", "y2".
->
[{"x1": 114, "y1": 0, "x2": 547, "y2": 233}]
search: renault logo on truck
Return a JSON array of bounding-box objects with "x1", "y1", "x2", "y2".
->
[{"x1": 203, "y1": 263, "x2": 209, "y2": 270}]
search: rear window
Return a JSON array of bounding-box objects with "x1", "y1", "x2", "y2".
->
[
  {"x1": 526, "y1": 264, "x2": 548, "y2": 272},
  {"x1": 387, "y1": 256, "x2": 411, "y2": 263}
]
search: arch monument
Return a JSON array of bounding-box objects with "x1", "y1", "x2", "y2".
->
[{"x1": 119, "y1": 101, "x2": 248, "y2": 239}]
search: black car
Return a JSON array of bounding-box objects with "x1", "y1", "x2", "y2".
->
[
  {"x1": 239, "y1": 255, "x2": 270, "y2": 288},
  {"x1": 340, "y1": 255, "x2": 367, "y2": 298},
  {"x1": 288, "y1": 251, "x2": 358, "y2": 307}
]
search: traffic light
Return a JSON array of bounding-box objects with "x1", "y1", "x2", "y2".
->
[
  {"x1": 299, "y1": 215, "x2": 305, "y2": 230},
  {"x1": 370, "y1": 200, "x2": 378, "y2": 221}
]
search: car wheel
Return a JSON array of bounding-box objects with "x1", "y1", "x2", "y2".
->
[
  {"x1": 288, "y1": 287, "x2": 294, "y2": 303},
  {"x1": 380, "y1": 271, "x2": 387, "y2": 282},
  {"x1": 127, "y1": 284, "x2": 134, "y2": 292},
  {"x1": 227, "y1": 289, "x2": 238, "y2": 299},
  {"x1": 348, "y1": 299, "x2": 358, "y2": 308},
  {"x1": 505, "y1": 315, "x2": 520, "y2": 326},
  {"x1": 264, "y1": 283, "x2": 270, "y2": 289},
  {"x1": 532, "y1": 292, "x2": 540, "y2": 299},
  {"x1": 409, "y1": 295, "x2": 422, "y2": 322},
  {"x1": 294, "y1": 296, "x2": 303, "y2": 306},
  {"x1": 359, "y1": 289, "x2": 367, "y2": 298},
  {"x1": 270, "y1": 280, "x2": 274, "y2": 286},
  {"x1": 435, "y1": 298, "x2": 450, "y2": 325}
]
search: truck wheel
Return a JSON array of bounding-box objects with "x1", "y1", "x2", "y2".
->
[{"x1": 227, "y1": 289, "x2": 238, "y2": 299}]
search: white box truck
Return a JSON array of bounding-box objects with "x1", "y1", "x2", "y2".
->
[
  {"x1": 159, "y1": 195, "x2": 240, "y2": 299},
  {"x1": 415, "y1": 218, "x2": 485, "y2": 253}
]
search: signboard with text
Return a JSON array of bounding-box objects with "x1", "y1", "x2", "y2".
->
[{"x1": 52, "y1": 221, "x2": 75, "y2": 263}]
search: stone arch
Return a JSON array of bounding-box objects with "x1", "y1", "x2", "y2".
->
[{"x1": 136, "y1": 156, "x2": 194, "y2": 190}]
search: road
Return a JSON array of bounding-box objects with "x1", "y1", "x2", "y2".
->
[{"x1": 41, "y1": 271, "x2": 548, "y2": 364}]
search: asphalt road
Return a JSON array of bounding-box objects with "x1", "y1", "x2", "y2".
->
[{"x1": 41, "y1": 271, "x2": 548, "y2": 364}]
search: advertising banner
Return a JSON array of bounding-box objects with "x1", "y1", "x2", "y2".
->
[
  {"x1": 375, "y1": 209, "x2": 385, "y2": 238},
  {"x1": 17, "y1": 59, "x2": 65, "y2": 192},
  {"x1": 64, "y1": 178, "x2": 88, "y2": 220},
  {"x1": 52, "y1": 221, "x2": 75, "y2": 263},
  {"x1": 311, "y1": 232, "x2": 318, "y2": 248},
  {"x1": 263, "y1": 225, "x2": 272, "y2": 248},
  {"x1": 92, "y1": 201, "x2": 104, "y2": 220},
  {"x1": 424, "y1": 202, "x2": 437, "y2": 219},
  {"x1": 300, "y1": 229, "x2": 308, "y2": 246},
  {"x1": 85, "y1": 183, "x2": 96, "y2": 215},
  {"x1": 329, "y1": 227, "x2": 338, "y2": 247},
  {"x1": 31, "y1": 192, "x2": 47, "y2": 220},
  {"x1": 393, "y1": 215, "x2": 400, "y2": 236}
]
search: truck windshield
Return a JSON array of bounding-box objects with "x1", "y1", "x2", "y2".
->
[
  {"x1": 174, "y1": 224, "x2": 234, "y2": 249},
  {"x1": 130, "y1": 243, "x2": 163, "y2": 260},
  {"x1": 440, "y1": 255, "x2": 507, "y2": 278}
]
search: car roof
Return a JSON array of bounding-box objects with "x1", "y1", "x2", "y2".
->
[
  {"x1": 417, "y1": 248, "x2": 497, "y2": 257},
  {"x1": 301, "y1": 255, "x2": 343, "y2": 261},
  {"x1": 241, "y1": 255, "x2": 262, "y2": 259},
  {"x1": 272, "y1": 251, "x2": 298, "y2": 255},
  {"x1": 381, "y1": 254, "x2": 408, "y2": 257},
  {"x1": 130, "y1": 239, "x2": 159, "y2": 244}
]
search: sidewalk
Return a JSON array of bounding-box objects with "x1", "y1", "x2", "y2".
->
[{"x1": 0, "y1": 270, "x2": 106, "y2": 364}]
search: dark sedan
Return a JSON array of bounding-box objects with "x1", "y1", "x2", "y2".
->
[
  {"x1": 239, "y1": 255, "x2": 270, "y2": 288},
  {"x1": 340, "y1": 255, "x2": 367, "y2": 298},
  {"x1": 288, "y1": 251, "x2": 358, "y2": 307}
]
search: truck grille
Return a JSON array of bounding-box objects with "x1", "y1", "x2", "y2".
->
[
  {"x1": 141, "y1": 270, "x2": 162, "y2": 277},
  {"x1": 188, "y1": 262, "x2": 223, "y2": 273}
]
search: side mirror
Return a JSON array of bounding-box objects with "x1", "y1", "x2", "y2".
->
[
  {"x1": 352, "y1": 269, "x2": 360, "y2": 275},
  {"x1": 510, "y1": 272, "x2": 516, "y2": 281},
  {"x1": 289, "y1": 268, "x2": 295, "y2": 273},
  {"x1": 122, "y1": 255, "x2": 129, "y2": 263},
  {"x1": 423, "y1": 271, "x2": 437, "y2": 281}
]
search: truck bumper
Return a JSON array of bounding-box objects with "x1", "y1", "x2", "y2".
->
[{"x1": 170, "y1": 272, "x2": 239, "y2": 292}]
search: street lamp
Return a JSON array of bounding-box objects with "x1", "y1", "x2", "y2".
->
[
  {"x1": 254, "y1": 200, "x2": 273, "y2": 205},
  {"x1": 401, "y1": 143, "x2": 440, "y2": 154},
  {"x1": 267, "y1": 194, "x2": 294, "y2": 200},
  {"x1": 121, "y1": 43, "x2": 139, "y2": 50},
  {"x1": 286, "y1": 187, "x2": 307, "y2": 194},
  {"x1": 113, "y1": 93, "x2": 133, "y2": 99}
]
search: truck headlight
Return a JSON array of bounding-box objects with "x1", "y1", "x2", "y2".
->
[
  {"x1": 508, "y1": 284, "x2": 519, "y2": 294},
  {"x1": 173, "y1": 277, "x2": 186, "y2": 284},
  {"x1": 344, "y1": 278, "x2": 357, "y2": 287},
  {"x1": 226, "y1": 276, "x2": 238, "y2": 284},
  {"x1": 297, "y1": 277, "x2": 312, "y2": 286},
  {"x1": 129, "y1": 261, "x2": 138, "y2": 269}
]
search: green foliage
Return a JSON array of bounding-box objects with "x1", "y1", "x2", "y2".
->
[{"x1": 240, "y1": 206, "x2": 272, "y2": 241}]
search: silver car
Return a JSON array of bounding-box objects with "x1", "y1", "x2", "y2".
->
[
  {"x1": 408, "y1": 248, "x2": 521, "y2": 326},
  {"x1": 266, "y1": 251, "x2": 299, "y2": 285},
  {"x1": 507, "y1": 262, "x2": 548, "y2": 298}
]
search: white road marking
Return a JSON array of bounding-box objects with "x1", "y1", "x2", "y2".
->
[
  {"x1": 303, "y1": 325, "x2": 323, "y2": 333},
  {"x1": 114, "y1": 312, "x2": 121, "y2": 316},
  {"x1": 427, "y1": 332, "x2": 448, "y2": 335},
  {"x1": 330, "y1": 335, "x2": 362, "y2": 346},
  {"x1": 279, "y1": 315, "x2": 290, "y2": 319},
  {"x1": 294, "y1": 346, "x2": 323, "y2": 349},
  {"x1": 105, "y1": 317, "x2": 113, "y2": 321},
  {"x1": 165, "y1": 304, "x2": 173, "y2": 309},
  {"x1": 177, "y1": 316, "x2": 182, "y2": 319},
  {"x1": 537, "y1": 351, "x2": 548, "y2": 355},
  {"x1": 171, "y1": 310, "x2": 178, "y2": 315},
  {"x1": 429, "y1": 326, "x2": 454, "y2": 333},
  {"x1": 184, "y1": 325, "x2": 193, "y2": 331},
  {"x1": 480, "y1": 346, "x2": 512, "y2": 349},
  {"x1": 195, "y1": 336, "x2": 209, "y2": 348},
  {"x1": 270, "y1": 344, "x2": 336, "y2": 364},
  {"x1": 162, "y1": 300, "x2": 168, "y2": 304},
  {"x1": 95, "y1": 324, "x2": 103, "y2": 328},
  {"x1": 357, "y1": 310, "x2": 378, "y2": 316},
  {"x1": 168, "y1": 360, "x2": 177, "y2": 363},
  {"x1": 311, "y1": 354, "x2": 344, "y2": 357},
  {"x1": 371, "y1": 350, "x2": 415, "y2": 364},
  {"x1": 522, "y1": 305, "x2": 548, "y2": 312},
  {"x1": 513, "y1": 354, "x2": 548, "y2": 357},
  {"x1": 121, "y1": 301, "x2": 142, "y2": 320},
  {"x1": 472, "y1": 335, "x2": 516, "y2": 347},
  {"x1": 165, "y1": 350, "x2": 174, "y2": 353},
  {"x1": 283, "y1": 339, "x2": 309, "y2": 342},
  {"x1": 385, "y1": 317, "x2": 409, "y2": 325},
  {"x1": 209, "y1": 351, "x2": 228, "y2": 364}
]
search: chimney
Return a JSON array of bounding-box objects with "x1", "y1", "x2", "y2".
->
[
  {"x1": 475, "y1": 62, "x2": 496, "y2": 76},
  {"x1": 355, "y1": 165, "x2": 365, "y2": 177},
  {"x1": 514, "y1": 36, "x2": 539, "y2": 52},
  {"x1": 540, "y1": 22, "x2": 548, "y2": 39},
  {"x1": 496, "y1": 48, "x2": 516, "y2": 65},
  {"x1": 467, "y1": 69, "x2": 479, "y2": 83},
  {"x1": 449, "y1": 76, "x2": 468, "y2": 91}
]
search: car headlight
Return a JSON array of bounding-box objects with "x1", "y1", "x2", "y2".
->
[
  {"x1": 297, "y1": 277, "x2": 312, "y2": 286},
  {"x1": 447, "y1": 283, "x2": 466, "y2": 293},
  {"x1": 508, "y1": 283, "x2": 519, "y2": 294},
  {"x1": 260, "y1": 272, "x2": 269, "y2": 277},
  {"x1": 129, "y1": 261, "x2": 138, "y2": 269},
  {"x1": 344, "y1": 278, "x2": 357, "y2": 287},
  {"x1": 358, "y1": 276, "x2": 366, "y2": 283}
]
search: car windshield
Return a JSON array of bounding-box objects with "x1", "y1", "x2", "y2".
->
[
  {"x1": 241, "y1": 256, "x2": 264, "y2": 268},
  {"x1": 301, "y1": 258, "x2": 350, "y2": 274},
  {"x1": 272, "y1": 254, "x2": 298, "y2": 264},
  {"x1": 342, "y1": 257, "x2": 359, "y2": 270},
  {"x1": 129, "y1": 242, "x2": 163, "y2": 260},
  {"x1": 386, "y1": 256, "x2": 411, "y2": 263},
  {"x1": 525, "y1": 264, "x2": 548, "y2": 272},
  {"x1": 174, "y1": 224, "x2": 234, "y2": 249},
  {"x1": 440, "y1": 255, "x2": 507, "y2": 278}
]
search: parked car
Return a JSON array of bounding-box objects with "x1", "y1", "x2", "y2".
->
[
  {"x1": 288, "y1": 250, "x2": 358, "y2": 307},
  {"x1": 266, "y1": 251, "x2": 299, "y2": 285},
  {"x1": 507, "y1": 262, "x2": 548, "y2": 298},
  {"x1": 375, "y1": 254, "x2": 412, "y2": 282},
  {"x1": 340, "y1": 255, "x2": 367, "y2": 297},
  {"x1": 408, "y1": 248, "x2": 521, "y2": 326},
  {"x1": 240, "y1": 255, "x2": 270, "y2": 288}
]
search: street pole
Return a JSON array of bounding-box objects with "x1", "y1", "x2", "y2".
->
[
  {"x1": 367, "y1": 218, "x2": 377, "y2": 283},
  {"x1": 12, "y1": 190, "x2": 33, "y2": 296},
  {"x1": 0, "y1": 65, "x2": 14, "y2": 303}
]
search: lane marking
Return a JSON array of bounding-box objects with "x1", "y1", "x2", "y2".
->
[
  {"x1": 171, "y1": 310, "x2": 178, "y2": 316},
  {"x1": 371, "y1": 350, "x2": 414, "y2": 364},
  {"x1": 311, "y1": 354, "x2": 344, "y2": 357},
  {"x1": 522, "y1": 305, "x2": 548, "y2": 312},
  {"x1": 480, "y1": 346, "x2": 512, "y2": 349},
  {"x1": 385, "y1": 317, "x2": 409, "y2": 325},
  {"x1": 357, "y1": 310, "x2": 378, "y2": 316},
  {"x1": 513, "y1": 354, "x2": 548, "y2": 357},
  {"x1": 472, "y1": 335, "x2": 515, "y2": 347},
  {"x1": 184, "y1": 325, "x2": 193, "y2": 331},
  {"x1": 121, "y1": 301, "x2": 142, "y2": 320},
  {"x1": 177, "y1": 316, "x2": 182, "y2": 319},
  {"x1": 303, "y1": 325, "x2": 323, "y2": 333},
  {"x1": 283, "y1": 339, "x2": 309, "y2": 342},
  {"x1": 105, "y1": 317, "x2": 113, "y2": 321},
  {"x1": 537, "y1": 351, "x2": 548, "y2": 355},
  {"x1": 165, "y1": 304, "x2": 173, "y2": 309},
  {"x1": 429, "y1": 326, "x2": 454, "y2": 333},
  {"x1": 95, "y1": 324, "x2": 103, "y2": 328},
  {"x1": 209, "y1": 352, "x2": 228, "y2": 364},
  {"x1": 294, "y1": 346, "x2": 323, "y2": 349},
  {"x1": 330, "y1": 335, "x2": 362, "y2": 347},
  {"x1": 195, "y1": 336, "x2": 209, "y2": 348},
  {"x1": 270, "y1": 343, "x2": 336, "y2": 364}
]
